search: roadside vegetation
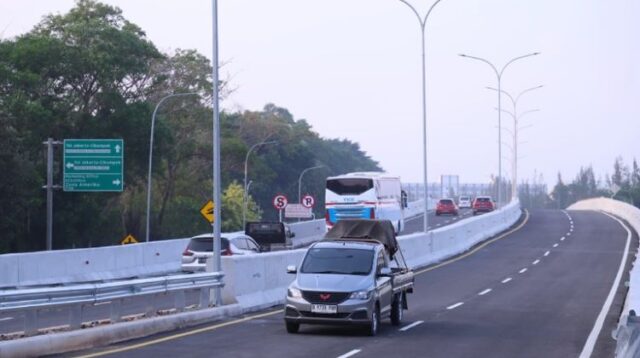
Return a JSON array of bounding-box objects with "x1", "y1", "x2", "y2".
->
[{"x1": 0, "y1": 0, "x2": 380, "y2": 253}]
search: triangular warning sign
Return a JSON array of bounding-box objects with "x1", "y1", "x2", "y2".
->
[{"x1": 121, "y1": 234, "x2": 139, "y2": 245}]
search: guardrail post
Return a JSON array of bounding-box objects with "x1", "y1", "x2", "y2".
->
[
  {"x1": 199, "y1": 287, "x2": 211, "y2": 308},
  {"x1": 110, "y1": 299, "x2": 122, "y2": 323},
  {"x1": 69, "y1": 304, "x2": 83, "y2": 330},
  {"x1": 24, "y1": 310, "x2": 38, "y2": 336},
  {"x1": 175, "y1": 291, "x2": 186, "y2": 312}
]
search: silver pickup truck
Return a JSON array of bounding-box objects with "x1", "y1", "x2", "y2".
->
[{"x1": 284, "y1": 219, "x2": 414, "y2": 336}]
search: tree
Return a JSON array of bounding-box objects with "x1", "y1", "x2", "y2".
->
[
  {"x1": 550, "y1": 173, "x2": 569, "y2": 209},
  {"x1": 221, "y1": 181, "x2": 261, "y2": 232}
]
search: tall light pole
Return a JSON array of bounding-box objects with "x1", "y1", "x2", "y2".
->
[
  {"x1": 211, "y1": 0, "x2": 222, "y2": 306},
  {"x1": 145, "y1": 92, "x2": 199, "y2": 243},
  {"x1": 298, "y1": 165, "x2": 326, "y2": 204},
  {"x1": 397, "y1": 0, "x2": 445, "y2": 233},
  {"x1": 243, "y1": 140, "x2": 277, "y2": 229},
  {"x1": 487, "y1": 85, "x2": 542, "y2": 201},
  {"x1": 459, "y1": 52, "x2": 539, "y2": 206}
]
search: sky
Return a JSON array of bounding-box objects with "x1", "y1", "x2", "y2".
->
[{"x1": 2, "y1": 0, "x2": 639, "y2": 186}]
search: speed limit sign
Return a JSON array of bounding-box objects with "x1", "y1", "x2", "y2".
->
[
  {"x1": 272, "y1": 194, "x2": 288, "y2": 210},
  {"x1": 301, "y1": 194, "x2": 315, "y2": 208}
]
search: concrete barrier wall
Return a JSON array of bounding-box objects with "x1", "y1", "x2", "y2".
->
[
  {"x1": 221, "y1": 200, "x2": 522, "y2": 309},
  {"x1": 0, "y1": 219, "x2": 326, "y2": 288},
  {"x1": 568, "y1": 198, "x2": 640, "y2": 357}
]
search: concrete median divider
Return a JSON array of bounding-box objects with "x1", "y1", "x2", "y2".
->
[{"x1": 568, "y1": 197, "x2": 640, "y2": 358}]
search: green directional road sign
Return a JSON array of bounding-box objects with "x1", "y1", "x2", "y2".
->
[{"x1": 63, "y1": 139, "x2": 124, "y2": 192}]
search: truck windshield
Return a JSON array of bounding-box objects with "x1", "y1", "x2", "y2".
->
[{"x1": 301, "y1": 248, "x2": 374, "y2": 275}]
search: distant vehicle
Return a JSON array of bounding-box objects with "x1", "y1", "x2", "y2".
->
[
  {"x1": 472, "y1": 196, "x2": 495, "y2": 215},
  {"x1": 181, "y1": 233, "x2": 261, "y2": 272},
  {"x1": 245, "y1": 221, "x2": 295, "y2": 251},
  {"x1": 458, "y1": 196, "x2": 471, "y2": 208},
  {"x1": 325, "y1": 172, "x2": 408, "y2": 234},
  {"x1": 436, "y1": 198, "x2": 459, "y2": 216},
  {"x1": 284, "y1": 219, "x2": 414, "y2": 336}
]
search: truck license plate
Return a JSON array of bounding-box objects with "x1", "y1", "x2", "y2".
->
[{"x1": 311, "y1": 304, "x2": 337, "y2": 314}]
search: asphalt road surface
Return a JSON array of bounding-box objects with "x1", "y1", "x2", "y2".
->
[
  {"x1": 63, "y1": 209, "x2": 636, "y2": 358},
  {"x1": 0, "y1": 209, "x2": 471, "y2": 336}
]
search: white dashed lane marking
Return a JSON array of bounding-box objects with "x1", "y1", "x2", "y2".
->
[
  {"x1": 544, "y1": 251, "x2": 550, "y2": 256},
  {"x1": 561, "y1": 237, "x2": 565, "y2": 241},
  {"x1": 553, "y1": 243, "x2": 559, "y2": 248},
  {"x1": 502, "y1": 277, "x2": 512, "y2": 283},
  {"x1": 0, "y1": 317, "x2": 13, "y2": 322},
  {"x1": 447, "y1": 302, "x2": 464, "y2": 310},
  {"x1": 478, "y1": 288, "x2": 492, "y2": 296},
  {"x1": 533, "y1": 259, "x2": 540, "y2": 265},
  {"x1": 400, "y1": 321, "x2": 424, "y2": 332},
  {"x1": 337, "y1": 349, "x2": 361, "y2": 358},
  {"x1": 519, "y1": 268, "x2": 527, "y2": 274}
]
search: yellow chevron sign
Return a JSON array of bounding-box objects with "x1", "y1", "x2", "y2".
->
[{"x1": 200, "y1": 200, "x2": 215, "y2": 223}]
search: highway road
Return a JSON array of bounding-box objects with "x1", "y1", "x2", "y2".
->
[
  {"x1": 63, "y1": 209, "x2": 635, "y2": 358},
  {"x1": 0, "y1": 209, "x2": 473, "y2": 337}
]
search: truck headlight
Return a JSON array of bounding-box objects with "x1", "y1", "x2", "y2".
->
[
  {"x1": 288, "y1": 287, "x2": 302, "y2": 298},
  {"x1": 349, "y1": 290, "x2": 371, "y2": 300}
]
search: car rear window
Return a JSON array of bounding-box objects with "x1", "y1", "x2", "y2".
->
[
  {"x1": 459, "y1": 196, "x2": 469, "y2": 200},
  {"x1": 187, "y1": 237, "x2": 230, "y2": 252},
  {"x1": 439, "y1": 199, "x2": 453, "y2": 204},
  {"x1": 326, "y1": 178, "x2": 374, "y2": 195},
  {"x1": 476, "y1": 198, "x2": 491, "y2": 203}
]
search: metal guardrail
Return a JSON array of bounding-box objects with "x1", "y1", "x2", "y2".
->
[{"x1": 0, "y1": 272, "x2": 224, "y2": 336}]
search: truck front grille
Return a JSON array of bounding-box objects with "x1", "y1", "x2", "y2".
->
[{"x1": 302, "y1": 291, "x2": 350, "y2": 304}]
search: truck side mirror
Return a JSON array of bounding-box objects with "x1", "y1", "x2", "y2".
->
[{"x1": 287, "y1": 265, "x2": 297, "y2": 274}]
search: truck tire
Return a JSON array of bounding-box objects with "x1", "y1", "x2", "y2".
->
[
  {"x1": 390, "y1": 293, "x2": 403, "y2": 326},
  {"x1": 285, "y1": 321, "x2": 300, "y2": 333},
  {"x1": 367, "y1": 305, "x2": 380, "y2": 336}
]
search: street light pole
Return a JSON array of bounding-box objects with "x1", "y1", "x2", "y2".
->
[
  {"x1": 145, "y1": 92, "x2": 199, "y2": 243},
  {"x1": 459, "y1": 52, "x2": 540, "y2": 206},
  {"x1": 487, "y1": 85, "x2": 542, "y2": 201},
  {"x1": 211, "y1": 0, "x2": 222, "y2": 306},
  {"x1": 298, "y1": 165, "x2": 326, "y2": 204},
  {"x1": 398, "y1": 0, "x2": 445, "y2": 233},
  {"x1": 243, "y1": 140, "x2": 277, "y2": 229}
]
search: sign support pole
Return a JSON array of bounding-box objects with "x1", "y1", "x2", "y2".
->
[{"x1": 43, "y1": 138, "x2": 61, "y2": 251}]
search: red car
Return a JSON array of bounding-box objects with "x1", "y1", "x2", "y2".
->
[
  {"x1": 472, "y1": 196, "x2": 495, "y2": 215},
  {"x1": 436, "y1": 198, "x2": 459, "y2": 216}
]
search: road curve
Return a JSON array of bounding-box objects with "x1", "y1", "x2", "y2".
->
[{"x1": 64, "y1": 209, "x2": 635, "y2": 358}]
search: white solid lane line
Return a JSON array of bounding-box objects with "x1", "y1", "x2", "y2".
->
[
  {"x1": 478, "y1": 288, "x2": 492, "y2": 296},
  {"x1": 533, "y1": 259, "x2": 540, "y2": 265},
  {"x1": 94, "y1": 301, "x2": 111, "y2": 306},
  {"x1": 519, "y1": 268, "x2": 527, "y2": 274},
  {"x1": 544, "y1": 251, "x2": 550, "y2": 256},
  {"x1": 502, "y1": 277, "x2": 512, "y2": 283},
  {"x1": 553, "y1": 243, "x2": 559, "y2": 248},
  {"x1": 0, "y1": 317, "x2": 13, "y2": 322},
  {"x1": 337, "y1": 349, "x2": 362, "y2": 358},
  {"x1": 400, "y1": 320, "x2": 424, "y2": 332},
  {"x1": 579, "y1": 212, "x2": 632, "y2": 358},
  {"x1": 447, "y1": 302, "x2": 464, "y2": 310}
]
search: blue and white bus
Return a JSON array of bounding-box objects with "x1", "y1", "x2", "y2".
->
[{"x1": 325, "y1": 172, "x2": 407, "y2": 234}]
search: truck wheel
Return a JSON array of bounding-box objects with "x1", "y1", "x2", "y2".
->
[
  {"x1": 367, "y1": 306, "x2": 379, "y2": 336},
  {"x1": 285, "y1": 321, "x2": 299, "y2": 333},
  {"x1": 390, "y1": 293, "x2": 403, "y2": 326}
]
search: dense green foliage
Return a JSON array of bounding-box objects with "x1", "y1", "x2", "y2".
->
[{"x1": 0, "y1": 1, "x2": 380, "y2": 253}]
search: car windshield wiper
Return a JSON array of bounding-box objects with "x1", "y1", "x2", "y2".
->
[
  {"x1": 311, "y1": 270, "x2": 345, "y2": 274},
  {"x1": 346, "y1": 271, "x2": 370, "y2": 275}
]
